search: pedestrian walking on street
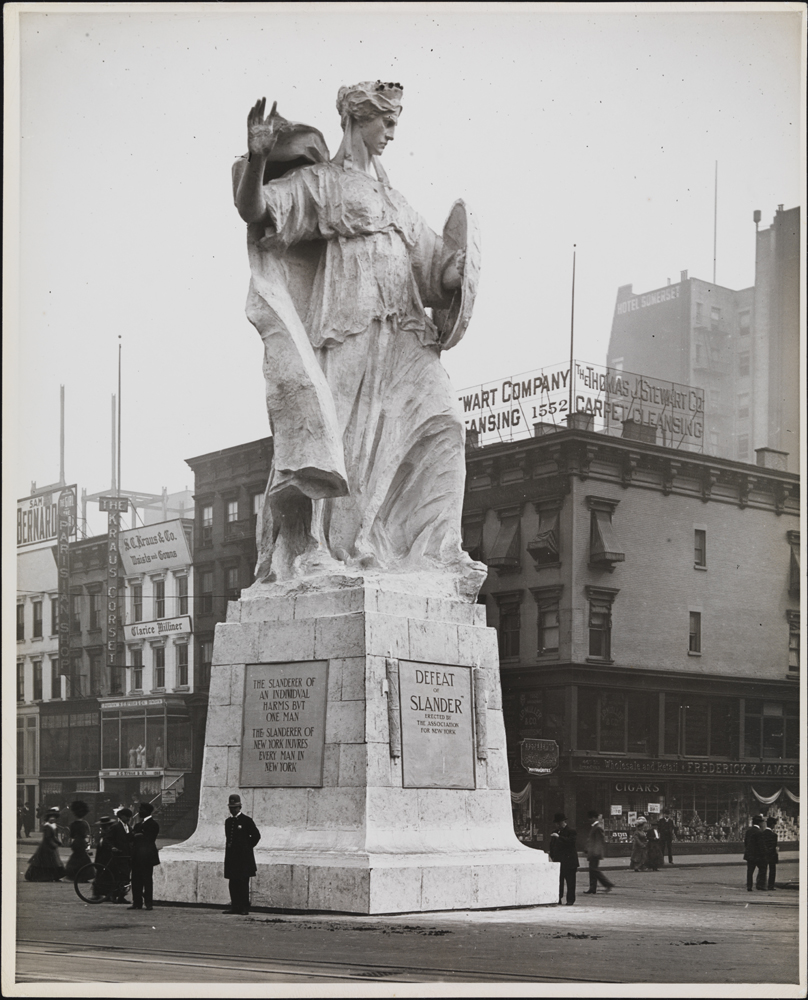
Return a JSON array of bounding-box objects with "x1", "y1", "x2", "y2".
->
[
  {"x1": 549, "y1": 812, "x2": 579, "y2": 905},
  {"x1": 762, "y1": 817, "x2": 779, "y2": 891},
  {"x1": 129, "y1": 802, "x2": 160, "y2": 911},
  {"x1": 582, "y1": 810, "x2": 615, "y2": 895},
  {"x1": 646, "y1": 821, "x2": 664, "y2": 871},
  {"x1": 24, "y1": 808, "x2": 66, "y2": 882},
  {"x1": 22, "y1": 804, "x2": 34, "y2": 838},
  {"x1": 657, "y1": 808, "x2": 677, "y2": 864},
  {"x1": 64, "y1": 801, "x2": 93, "y2": 880},
  {"x1": 223, "y1": 794, "x2": 261, "y2": 915},
  {"x1": 743, "y1": 814, "x2": 767, "y2": 891},
  {"x1": 629, "y1": 817, "x2": 648, "y2": 871}
]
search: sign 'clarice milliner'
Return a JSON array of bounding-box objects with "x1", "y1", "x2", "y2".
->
[{"x1": 157, "y1": 81, "x2": 557, "y2": 913}]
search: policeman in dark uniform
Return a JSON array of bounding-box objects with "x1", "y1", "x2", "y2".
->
[{"x1": 223, "y1": 794, "x2": 261, "y2": 915}]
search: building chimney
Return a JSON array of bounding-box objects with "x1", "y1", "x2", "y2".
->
[
  {"x1": 680, "y1": 269, "x2": 688, "y2": 282},
  {"x1": 755, "y1": 447, "x2": 788, "y2": 472}
]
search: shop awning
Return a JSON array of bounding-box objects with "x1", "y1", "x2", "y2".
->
[
  {"x1": 488, "y1": 515, "x2": 521, "y2": 570},
  {"x1": 590, "y1": 509, "x2": 625, "y2": 566}
]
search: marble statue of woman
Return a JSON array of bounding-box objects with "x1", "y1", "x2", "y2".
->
[{"x1": 233, "y1": 81, "x2": 484, "y2": 600}]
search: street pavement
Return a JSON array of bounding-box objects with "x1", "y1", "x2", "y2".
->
[{"x1": 11, "y1": 841, "x2": 802, "y2": 990}]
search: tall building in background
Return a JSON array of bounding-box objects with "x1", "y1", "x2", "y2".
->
[{"x1": 607, "y1": 205, "x2": 800, "y2": 471}]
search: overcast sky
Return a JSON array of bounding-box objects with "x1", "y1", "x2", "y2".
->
[{"x1": 8, "y1": 3, "x2": 804, "y2": 528}]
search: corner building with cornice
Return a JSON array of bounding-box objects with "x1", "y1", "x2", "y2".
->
[{"x1": 462, "y1": 423, "x2": 800, "y2": 856}]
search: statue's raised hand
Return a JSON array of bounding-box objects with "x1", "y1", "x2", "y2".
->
[{"x1": 247, "y1": 98, "x2": 282, "y2": 159}]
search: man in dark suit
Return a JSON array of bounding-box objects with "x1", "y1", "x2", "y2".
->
[
  {"x1": 657, "y1": 808, "x2": 677, "y2": 864},
  {"x1": 762, "y1": 816, "x2": 779, "y2": 891},
  {"x1": 743, "y1": 814, "x2": 767, "y2": 891},
  {"x1": 94, "y1": 809, "x2": 133, "y2": 902},
  {"x1": 549, "y1": 812, "x2": 579, "y2": 905},
  {"x1": 583, "y1": 810, "x2": 615, "y2": 894},
  {"x1": 128, "y1": 802, "x2": 160, "y2": 911},
  {"x1": 223, "y1": 793, "x2": 261, "y2": 915}
]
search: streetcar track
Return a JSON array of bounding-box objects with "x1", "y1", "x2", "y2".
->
[{"x1": 16, "y1": 940, "x2": 625, "y2": 984}]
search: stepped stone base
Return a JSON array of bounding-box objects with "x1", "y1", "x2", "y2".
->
[{"x1": 156, "y1": 581, "x2": 557, "y2": 914}]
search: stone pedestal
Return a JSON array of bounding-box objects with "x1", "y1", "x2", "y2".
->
[{"x1": 156, "y1": 583, "x2": 557, "y2": 913}]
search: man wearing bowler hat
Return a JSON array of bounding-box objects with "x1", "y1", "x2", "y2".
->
[{"x1": 223, "y1": 794, "x2": 261, "y2": 915}]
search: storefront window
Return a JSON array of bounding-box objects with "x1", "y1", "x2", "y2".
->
[
  {"x1": 40, "y1": 714, "x2": 70, "y2": 772},
  {"x1": 626, "y1": 692, "x2": 656, "y2": 755},
  {"x1": 685, "y1": 698, "x2": 709, "y2": 757},
  {"x1": 146, "y1": 709, "x2": 165, "y2": 766},
  {"x1": 40, "y1": 711, "x2": 99, "y2": 773},
  {"x1": 599, "y1": 692, "x2": 625, "y2": 752},
  {"x1": 665, "y1": 696, "x2": 739, "y2": 757},
  {"x1": 577, "y1": 688, "x2": 597, "y2": 751},
  {"x1": 167, "y1": 714, "x2": 192, "y2": 769},
  {"x1": 101, "y1": 702, "x2": 191, "y2": 771},
  {"x1": 543, "y1": 689, "x2": 565, "y2": 746},
  {"x1": 122, "y1": 713, "x2": 147, "y2": 767},
  {"x1": 102, "y1": 714, "x2": 121, "y2": 770},
  {"x1": 744, "y1": 700, "x2": 797, "y2": 759},
  {"x1": 576, "y1": 689, "x2": 658, "y2": 755}
]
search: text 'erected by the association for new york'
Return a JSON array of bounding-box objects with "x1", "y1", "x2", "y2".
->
[
  {"x1": 240, "y1": 661, "x2": 328, "y2": 787},
  {"x1": 398, "y1": 661, "x2": 475, "y2": 789}
]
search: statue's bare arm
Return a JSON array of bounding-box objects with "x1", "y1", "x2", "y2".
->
[{"x1": 234, "y1": 98, "x2": 281, "y2": 224}]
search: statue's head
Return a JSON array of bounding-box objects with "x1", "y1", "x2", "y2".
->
[{"x1": 337, "y1": 81, "x2": 403, "y2": 157}]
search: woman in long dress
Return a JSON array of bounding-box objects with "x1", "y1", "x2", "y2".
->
[
  {"x1": 629, "y1": 819, "x2": 649, "y2": 872},
  {"x1": 233, "y1": 81, "x2": 484, "y2": 600},
  {"x1": 646, "y1": 821, "x2": 664, "y2": 871},
  {"x1": 25, "y1": 809, "x2": 66, "y2": 882},
  {"x1": 65, "y1": 800, "x2": 93, "y2": 880}
]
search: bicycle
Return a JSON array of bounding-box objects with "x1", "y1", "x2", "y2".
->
[{"x1": 73, "y1": 861, "x2": 132, "y2": 904}]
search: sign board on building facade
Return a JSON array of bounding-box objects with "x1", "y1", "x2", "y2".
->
[
  {"x1": 398, "y1": 661, "x2": 475, "y2": 789},
  {"x1": 107, "y1": 509, "x2": 121, "y2": 669},
  {"x1": 240, "y1": 662, "x2": 329, "y2": 787},
  {"x1": 17, "y1": 485, "x2": 77, "y2": 551},
  {"x1": 574, "y1": 756, "x2": 798, "y2": 778},
  {"x1": 520, "y1": 739, "x2": 559, "y2": 774},
  {"x1": 118, "y1": 519, "x2": 193, "y2": 576},
  {"x1": 56, "y1": 486, "x2": 77, "y2": 673},
  {"x1": 98, "y1": 495, "x2": 130, "y2": 513},
  {"x1": 458, "y1": 361, "x2": 704, "y2": 452},
  {"x1": 611, "y1": 804, "x2": 623, "y2": 816},
  {"x1": 123, "y1": 616, "x2": 192, "y2": 642}
]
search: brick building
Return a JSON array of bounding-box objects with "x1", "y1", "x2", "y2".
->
[
  {"x1": 463, "y1": 422, "x2": 800, "y2": 854},
  {"x1": 607, "y1": 205, "x2": 800, "y2": 471},
  {"x1": 185, "y1": 437, "x2": 273, "y2": 695}
]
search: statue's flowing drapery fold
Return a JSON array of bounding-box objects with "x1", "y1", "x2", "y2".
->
[{"x1": 233, "y1": 158, "x2": 484, "y2": 596}]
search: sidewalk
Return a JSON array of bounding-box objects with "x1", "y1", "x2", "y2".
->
[
  {"x1": 598, "y1": 850, "x2": 799, "y2": 870},
  {"x1": 16, "y1": 836, "x2": 797, "y2": 869}
]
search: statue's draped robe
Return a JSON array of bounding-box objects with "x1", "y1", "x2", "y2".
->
[{"x1": 235, "y1": 159, "x2": 478, "y2": 585}]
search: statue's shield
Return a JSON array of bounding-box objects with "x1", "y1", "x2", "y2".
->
[{"x1": 435, "y1": 199, "x2": 481, "y2": 350}]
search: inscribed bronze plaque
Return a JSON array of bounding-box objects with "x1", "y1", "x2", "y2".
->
[
  {"x1": 240, "y1": 661, "x2": 328, "y2": 787},
  {"x1": 398, "y1": 660, "x2": 475, "y2": 789}
]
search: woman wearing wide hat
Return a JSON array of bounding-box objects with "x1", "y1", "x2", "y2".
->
[{"x1": 25, "y1": 808, "x2": 66, "y2": 882}]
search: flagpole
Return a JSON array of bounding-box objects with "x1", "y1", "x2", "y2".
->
[
  {"x1": 713, "y1": 161, "x2": 718, "y2": 285},
  {"x1": 568, "y1": 246, "x2": 576, "y2": 419},
  {"x1": 117, "y1": 337, "x2": 122, "y2": 499}
]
